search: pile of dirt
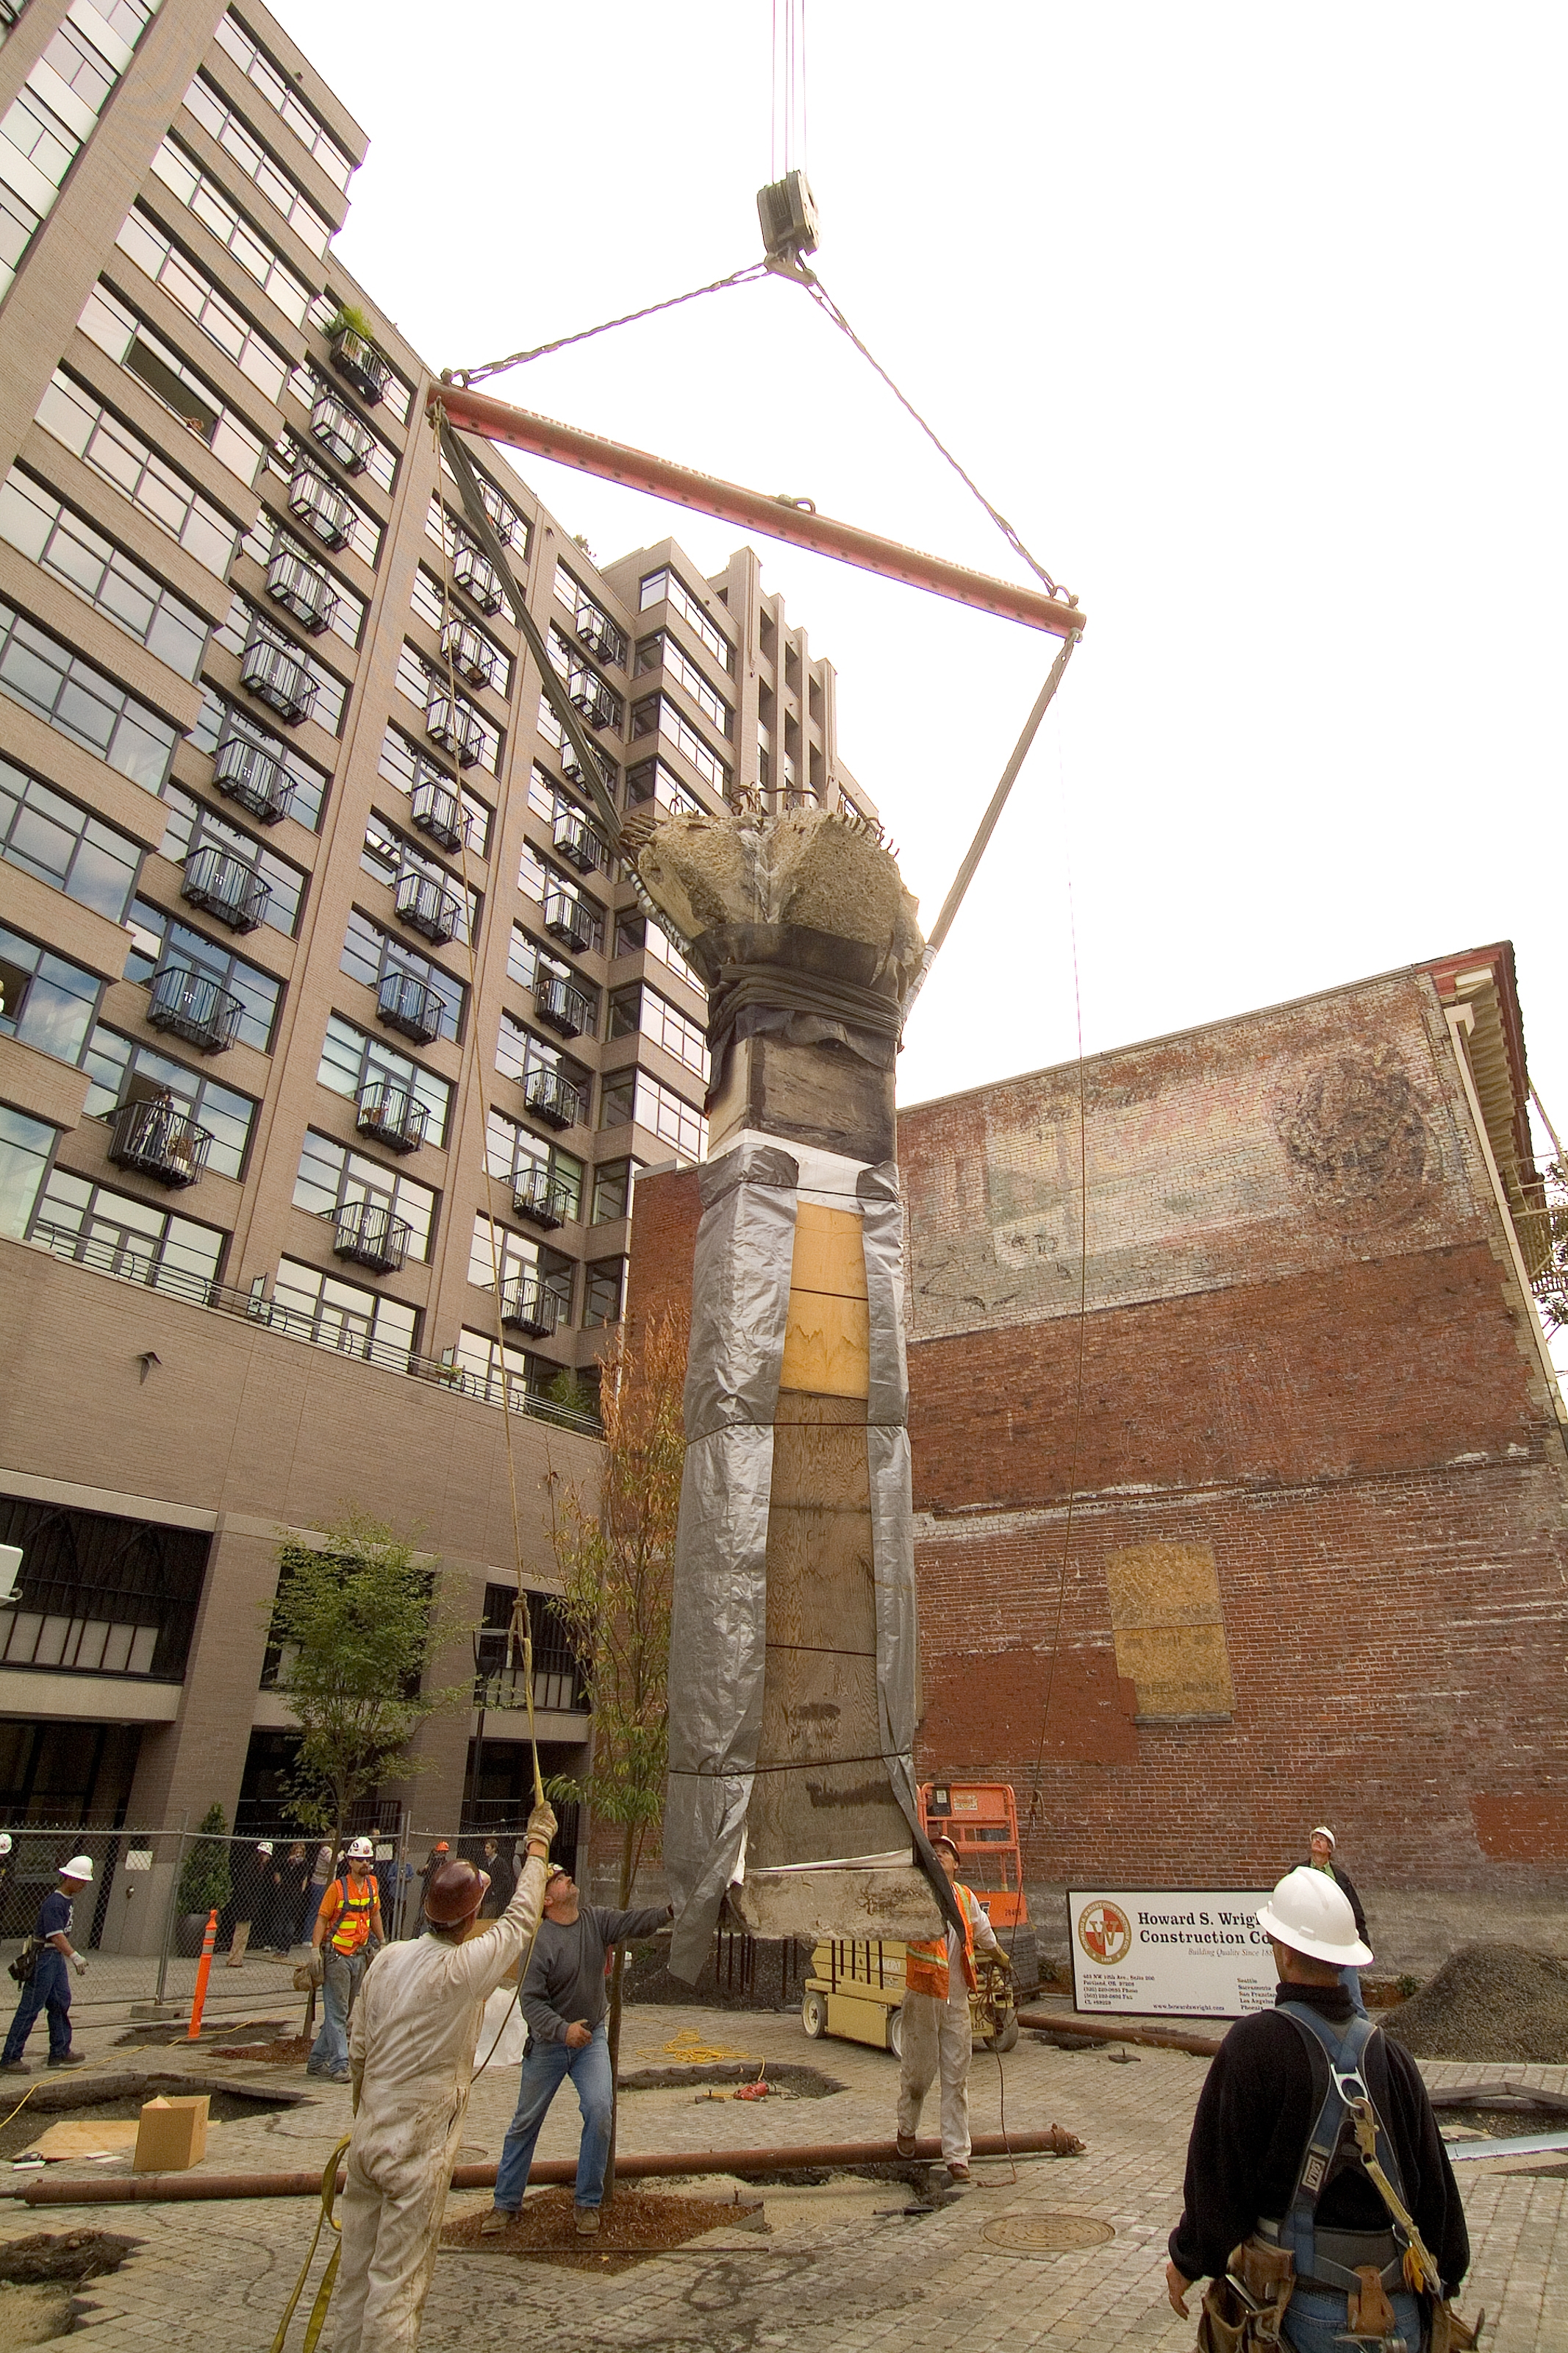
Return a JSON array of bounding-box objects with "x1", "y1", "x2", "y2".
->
[
  {"x1": 0, "y1": 2232, "x2": 139, "y2": 2286},
  {"x1": 440, "y1": 2185, "x2": 755, "y2": 2270},
  {"x1": 1382, "y1": 1943, "x2": 1568, "y2": 2062},
  {"x1": 211, "y1": 2035, "x2": 312, "y2": 2063}
]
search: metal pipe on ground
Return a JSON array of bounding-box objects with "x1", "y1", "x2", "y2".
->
[
  {"x1": 5, "y1": 2126, "x2": 1084, "y2": 2207},
  {"x1": 1017, "y1": 2008, "x2": 1223, "y2": 2058}
]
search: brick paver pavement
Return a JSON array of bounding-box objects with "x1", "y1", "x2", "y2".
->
[{"x1": 0, "y1": 2003, "x2": 1557, "y2": 2351}]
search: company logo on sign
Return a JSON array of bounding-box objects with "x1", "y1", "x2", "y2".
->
[{"x1": 1077, "y1": 1899, "x2": 1133, "y2": 1965}]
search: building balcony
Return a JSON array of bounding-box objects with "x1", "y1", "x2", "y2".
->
[
  {"x1": 523, "y1": 1066, "x2": 582, "y2": 1131},
  {"x1": 329, "y1": 1197, "x2": 410, "y2": 1274},
  {"x1": 393, "y1": 868, "x2": 461, "y2": 945},
  {"x1": 425, "y1": 692, "x2": 482, "y2": 769},
  {"x1": 240, "y1": 632, "x2": 316, "y2": 726},
  {"x1": 356, "y1": 1080, "x2": 428, "y2": 1154},
  {"x1": 535, "y1": 973, "x2": 594, "y2": 1040},
  {"x1": 376, "y1": 969, "x2": 446, "y2": 1044},
  {"x1": 552, "y1": 807, "x2": 600, "y2": 874},
  {"x1": 266, "y1": 546, "x2": 337, "y2": 637},
  {"x1": 477, "y1": 477, "x2": 520, "y2": 547},
  {"x1": 568, "y1": 674, "x2": 619, "y2": 732},
  {"x1": 182, "y1": 845, "x2": 269, "y2": 933},
  {"x1": 454, "y1": 544, "x2": 504, "y2": 613},
  {"x1": 500, "y1": 1279, "x2": 562, "y2": 1338},
  {"x1": 107, "y1": 1095, "x2": 212, "y2": 1188},
  {"x1": 576, "y1": 608, "x2": 623, "y2": 666},
  {"x1": 329, "y1": 325, "x2": 390, "y2": 406},
  {"x1": 212, "y1": 735, "x2": 294, "y2": 824},
  {"x1": 410, "y1": 775, "x2": 465, "y2": 853},
  {"x1": 287, "y1": 463, "x2": 353, "y2": 550},
  {"x1": 146, "y1": 962, "x2": 243, "y2": 1052},
  {"x1": 512, "y1": 1166, "x2": 573, "y2": 1229},
  {"x1": 543, "y1": 887, "x2": 593, "y2": 955},
  {"x1": 309, "y1": 386, "x2": 373, "y2": 473},
  {"x1": 439, "y1": 617, "x2": 499, "y2": 692}
]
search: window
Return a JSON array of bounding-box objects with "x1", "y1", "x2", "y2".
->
[
  {"x1": 0, "y1": 468, "x2": 210, "y2": 681},
  {"x1": 626, "y1": 756, "x2": 701, "y2": 818},
  {"x1": 640, "y1": 567, "x2": 731, "y2": 668},
  {"x1": 635, "y1": 632, "x2": 731, "y2": 736},
  {"x1": 148, "y1": 138, "x2": 310, "y2": 324},
  {"x1": 506, "y1": 924, "x2": 598, "y2": 1029},
  {"x1": 30, "y1": 1167, "x2": 223, "y2": 1290},
  {"x1": 359, "y1": 811, "x2": 476, "y2": 946},
  {"x1": 546, "y1": 624, "x2": 622, "y2": 729},
  {"x1": 0, "y1": 759, "x2": 141, "y2": 918},
  {"x1": 115, "y1": 206, "x2": 290, "y2": 404},
  {"x1": 123, "y1": 899, "x2": 281, "y2": 1054},
  {"x1": 271, "y1": 1257, "x2": 418, "y2": 1363},
  {"x1": 468, "y1": 1213, "x2": 572, "y2": 1317},
  {"x1": 495, "y1": 1011, "x2": 587, "y2": 1120},
  {"x1": 454, "y1": 1327, "x2": 542, "y2": 1413},
  {"x1": 484, "y1": 1108, "x2": 582, "y2": 1218},
  {"x1": 0, "y1": 182, "x2": 40, "y2": 304},
  {"x1": 262, "y1": 437, "x2": 382, "y2": 568},
  {"x1": 288, "y1": 365, "x2": 397, "y2": 493},
  {"x1": 160, "y1": 784, "x2": 305, "y2": 937},
  {"x1": 340, "y1": 907, "x2": 462, "y2": 1043},
  {"x1": 34, "y1": 371, "x2": 239, "y2": 577},
  {"x1": 0, "y1": 596, "x2": 178, "y2": 792},
  {"x1": 0, "y1": 12, "x2": 134, "y2": 291},
  {"x1": 77, "y1": 282, "x2": 266, "y2": 485},
  {"x1": 395, "y1": 643, "x2": 501, "y2": 776},
  {"x1": 631, "y1": 693, "x2": 730, "y2": 794},
  {"x1": 190, "y1": 689, "x2": 329, "y2": 831},
  {"x1": 294, "y1": 1132, "x2": 436, "y2": 1263},
  {"x1": 80, "y1": 1028, "x2": 256, "y2": 1180},
  {"x1": 239, "y1": 510, "x2": 364, "y2": 652},
  {"x1": 436, "y1": 449, "x2": 527, "y2": 553},
  {"x1": 0, "y1": 1104, "x2": 54, "y2": 1240},
  {"x1": 1104, "y1": 1543, "x2": 1236, "y2": 1721},
  {"x1": 534, "y1": 695, "x2": 618, "y2": 799},
  {"x1": 182, "y1": 73, "x2": 334, "y2": 256},
  {"x1": 0, "y1": 922, "x2": 102, "y2": 1065},
  {"x1": 600, "y1": 1070, "x2": 706, "y2": 1160},
  {"x1": 318, "y1": 1013, "x2": 451, "y2": 1149},
  {"x1": 591, "y1": 1157, "x2": 642, "y2": 1225},
  {"x1": 378, "y1": 727, "x2": 490, "y2": 857},
  {"x1": 615, "y1": 910, "x2": 707, "y2": 997},
  {"x1": 212, "y1": 14, "x2": 355, "y2": 190},
  {"x1": 215, "y1": 596, "x2": 348, "y2": 735},
  {"x1": 554, "y1": 564, "x2": 627, "y2": 668},
  {"x1": 607, "y1": 982, "x2": 709, "y2": 1081},
  {"x1": 516, "y1": 840, "x2": 605, "y2": 954},
  {"x1": 582, "y1": 1256, "x2": 624, "y2": 1329}
]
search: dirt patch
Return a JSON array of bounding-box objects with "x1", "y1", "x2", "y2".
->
[
  {"x1": 0, "y1": 2231, "x2": 139, "y2": 2285},
  {"x1": 618, "y1": 2062, "x2": 846, "y2": 2098},
  {"x1": 1439, "y1": 2105, "x2": 1568, "y2": 2142},
  {"x1": 441, "y1": 2185, "x2": 755, "y2": 2270},
  {"x1": 0, "y1": 2282, "x2": 75, "y2": 2346},
  {"x1": 211, "y1": 2035, "x2": 312, "y2": 2064},
  {"x1": 1381, "y1": 1943, "x2": 1568, "y2": 2063},
  {"x1": 115, "y1": 2018, "x2": 290, "y2": 2049}
]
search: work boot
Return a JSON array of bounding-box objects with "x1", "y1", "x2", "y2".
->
[
  {"x1": 0, "y1": 2059, "x2": 29, "y2": 2074},
  {"x1": 946, "y1": 2160, "x2": 970, "y2": 2182},
  {"x1": 575, "y1": 2207, "x2": 599, "y2": 2236},
  {"x1": 895, "y1": 2132, "x2": 917, "y2": 2157},
  {"x1": 48, "y1": 2052, "x2": 85, "y2": 2069},
  {"x1": 479, "y1": 2208, "x2": 515, "y2": 2237}
]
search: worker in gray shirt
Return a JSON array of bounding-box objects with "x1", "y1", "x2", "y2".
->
[{"x1": 482, "y1": 1863, "x2": 671, "y2": 2238}]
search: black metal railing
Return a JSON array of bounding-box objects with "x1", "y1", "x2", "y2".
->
[
  {"x1": 287, "y1": 463, "x2": 352, "y2": 549},
  {"x1": 329, "y1": 1198, "x2": 411, "y2": 1274},
  {"x1": 500, "y1": 1279, "x2": 562, "y2": 1337},
  {"x1": 182, "y1": 845, "x2": 269, "y2": 932},
  {"x1": 330, "y1": 326, "x2": 390, "y2": 405},
  {"x1": 425, "y1": 692, "x2": 482, "y2": 768},
  {"x1": 356, "y1": 1081, "x2": 428, "y2": 1154},
  {"x1": 512, "y1": 1166, "x2": 573, "y2": 1229},
  {"x1": 146, "y1": 963, "x2": 243, "y2": 1052},
  {"x1": 542, "y1": 887, "x2": 593, "y2": 954},
  {"x1": 240, "y1": 632, "x2": 316, "y2": 725},
  {"x1": 28, "y1": 1223, "x2": 604, "y2": 1432},
  {"x1": 575, "y1": 608, "x2": 624, "y2": 667},
  {"x1": 107, "y1": 1096, "x2": 212, "y2": 1188},
  {"x1": 440, "y1": 617, "x2": 498, "y2": 691},
  {"x1": 535, "y1": 974, "x2": 593, "y2": 1039},
  {"x1": 523, "y1": 1067, "x2": 582, "y2": 1129},
  {"x1": 310, "y1": 386, "x2": 372, "y2": 471},
  {"x1": 376, "y1": 969, "x2": 447, "y2": 1043},
  {"x1": 410, "y1": 776, "x2": 465, "y2": 852},
  {"x1": 569, "y1": 674, "x2": 619, "y2": 731},
  {"x1": 552, "y1": 807, "x2": 600, "y2": 874},
  {"x1": 453, "y1": 546, "x2": 503, "y2": 613},
  {"x1": 212, "y1": 735, "x2": 295, "y2": 824},
  {"x1": 393, "y1": 868, "x2": 461, "y2": 944},
  {"x1": 266, "y1": 546, "x2": 337, "y2": 635}
]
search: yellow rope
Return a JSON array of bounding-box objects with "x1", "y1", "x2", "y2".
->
[{"x1": 0, "y1": 2082, "x2": 35, "y2": 2134}]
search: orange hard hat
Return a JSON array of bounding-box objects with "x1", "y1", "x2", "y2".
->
[{"x1": 423, "y1": 1859, "x2": 490, "y2": 1926}]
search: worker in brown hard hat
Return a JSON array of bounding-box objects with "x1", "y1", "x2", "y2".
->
[
  {"x1": 895, "y1": 1832, "x2": 1007, "y2": 2182},
  {"x1": 332, "y1": 1801, "x2": 556, "y2": 2353}
]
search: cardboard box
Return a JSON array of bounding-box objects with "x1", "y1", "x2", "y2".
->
[{"x1": 133, "y1": 2094, "x2": 209, "y2": 2172}]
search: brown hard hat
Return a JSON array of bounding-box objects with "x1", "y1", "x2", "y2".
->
[{"x1": 423, "y1": 1860, "x2": 490, "y2": 1925}]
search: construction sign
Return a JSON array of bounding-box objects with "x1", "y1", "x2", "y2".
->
[{"x1": 1068, "y1": 1888, "x2": 1278, "y2": 2017}]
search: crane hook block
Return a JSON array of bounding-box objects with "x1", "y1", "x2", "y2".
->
[{"x1": 757, "y1": 170, "x2": 820, "y2": 264}]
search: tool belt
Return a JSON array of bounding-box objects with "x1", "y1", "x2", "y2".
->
[
  {"x1": 1197, "y1": 2235, "x2": 1295, "y2": 2353},
  {"x1": 1259, "y1": 2217, "x2": 1402, "y2": 2296}
]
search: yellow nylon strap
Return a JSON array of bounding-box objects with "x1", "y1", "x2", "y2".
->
[{"x1": 270, "y1": 2135, "x2": 351, "y2": 2353}]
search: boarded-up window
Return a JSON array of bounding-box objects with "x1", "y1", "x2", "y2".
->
[{"x1": 1103, "y1": 1543, "x2": 1234, "y2": 1720}]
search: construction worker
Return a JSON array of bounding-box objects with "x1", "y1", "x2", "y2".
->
[
  {"x1": 1, "y1": 1854, "x2": 93, "y2": 2072},
  {"x1": 1305, "y1": 1824, "x2": 1370, "y2": 2016},
  {"x1": 307, "y1": 1836, "x2": 383, "y2": 2082},
  {"x1": 333, "y1": 1802, "x2": 556, "y2": 2353},
  {"x1": 895, "y1": 1832, "x2": 1007, "y2": 2182},
  {"x1": 1167, "y1": 1867, "x2": 1472, "y2": 2353}
]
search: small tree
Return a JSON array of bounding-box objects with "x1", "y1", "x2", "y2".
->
[
  {"x1": 544, "y1": 1306, "x2": 687, "y2": 2199},
  {"x1": 1528, "y1": 1160, "x2": 1568, "y2": 1332},
  {"x1": 176, "y1": 1802, "x2": 232, "y2": 1918},
  {"x1": 266, "y1": 1510, "x2": 465, "y2": 1856}
]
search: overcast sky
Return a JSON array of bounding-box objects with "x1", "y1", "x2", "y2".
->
[{"x1": 274, "y1": 1, "x2": 1566, "y2": 1168}]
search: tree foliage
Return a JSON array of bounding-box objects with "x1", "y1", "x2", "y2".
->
[
  {"x1": 1528, "y1": 1160, "x2": 1568, "y2": 1334},
  {"x1": 266, "y1": 1510, "x2": 464, "y2": 1849},
  {"x1": 176, "y1": 1802, "x2": 232, "y2": 1917}
]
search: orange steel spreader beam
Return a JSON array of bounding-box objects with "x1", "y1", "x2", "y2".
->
[{"x1": 431, "y1": 382, "x2": 1086, "y2": 640}]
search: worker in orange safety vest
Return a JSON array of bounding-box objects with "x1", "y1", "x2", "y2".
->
[
  {"x1": 307, "y1": 1837, "x2": 383, "y2": 2082},
  {"x1": 895, "y1": 1833, "x2": 1008, "y2": 2180}
]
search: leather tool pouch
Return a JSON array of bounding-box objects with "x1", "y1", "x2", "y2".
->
[
  {"x1": 1196, "y1": 2238, "x2": 1295, "y2": 2353},
  {"x1": 1428, "y1": 2299, "x2": 1483, "y2": 2353},
  {"x1": 1347, "y1": 2265, "x2": 1397, "y2": 2338}
]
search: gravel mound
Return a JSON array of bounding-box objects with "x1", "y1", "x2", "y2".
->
[{"x1": 1381, "y1": 1943, "x2": 1568, "y2": 2062}]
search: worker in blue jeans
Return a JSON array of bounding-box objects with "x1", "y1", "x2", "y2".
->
[
  {"x1": 483, "y1": 1865, "x2": 671, "y2": 2238},
  {"x1": 1, "y1": 1854, "x2": 93, "y2": 2072}
]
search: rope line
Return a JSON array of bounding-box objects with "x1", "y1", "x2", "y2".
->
[{"x1": 448, "y1": 264, "x2": 771, "y2": 389}]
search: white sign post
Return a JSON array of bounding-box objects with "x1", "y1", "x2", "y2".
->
[{"x1": 1068, "y1": 1888, "x2": 1278, "y2": 2018}]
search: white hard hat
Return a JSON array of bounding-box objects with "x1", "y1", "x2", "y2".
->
[
  {"x1": 1256, "y1": 1866, "x2": 1372, "y2": 1967},
  {"x1": 0, "y1": 1834, "x2": 11, "y2": 1855},
  {"x1": 60, "y1": 1854, "x2": 93, "y2": 1884},
  {"x1": 1310, "y1": 1824, "x2": 1336, "y2": 1849},
  {"x1": 256, "y1": 1841, "x2": 274, "y2": 1857},
  {"x1": 347, "y1": 1837, "x2": 375, "y2": 1860}
]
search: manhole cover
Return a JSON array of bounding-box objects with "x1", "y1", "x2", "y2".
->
[{"x1": 983, "y1": 2213, "x2": 1115, "y2": 2255}]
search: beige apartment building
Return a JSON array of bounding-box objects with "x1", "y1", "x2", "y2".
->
[{"x1": 0, "y1": 0, "x2": 873, "y2": 1937}]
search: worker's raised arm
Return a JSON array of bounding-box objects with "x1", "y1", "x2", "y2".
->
[{"x1": 446, "y1": 1805, "x2": 556, "y2": 1996}]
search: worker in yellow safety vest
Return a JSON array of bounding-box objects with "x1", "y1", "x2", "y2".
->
[
  {"x1": 307, "y1": 1837, "x2": 383, "y2": 2082},
  {"x1": 895, "y1": 1833, "x2": 1008, "y2": 2180}
]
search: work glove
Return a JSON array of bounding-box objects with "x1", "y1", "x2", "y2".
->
[
  {"x1": 526, "y1": 1801, "x2": 558, "y2": 1846},
  {"x1": 308, "y1": 1950, "x2": 325, "y2": 1988},
  {"x1": 70, "y1": 1954, "x2": 87, "y2": 1977},
  {"x1": 992, "y1": 1952, "x2": 1013, "y2": 1975}
]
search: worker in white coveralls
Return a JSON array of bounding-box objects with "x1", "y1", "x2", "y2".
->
[
  {"x1": 332, "y1": 1800, "x2": 556, "y2": 2352},
  {"x1": 895, "y1": 1832, "x2": 1008, "y2": 2180}
]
